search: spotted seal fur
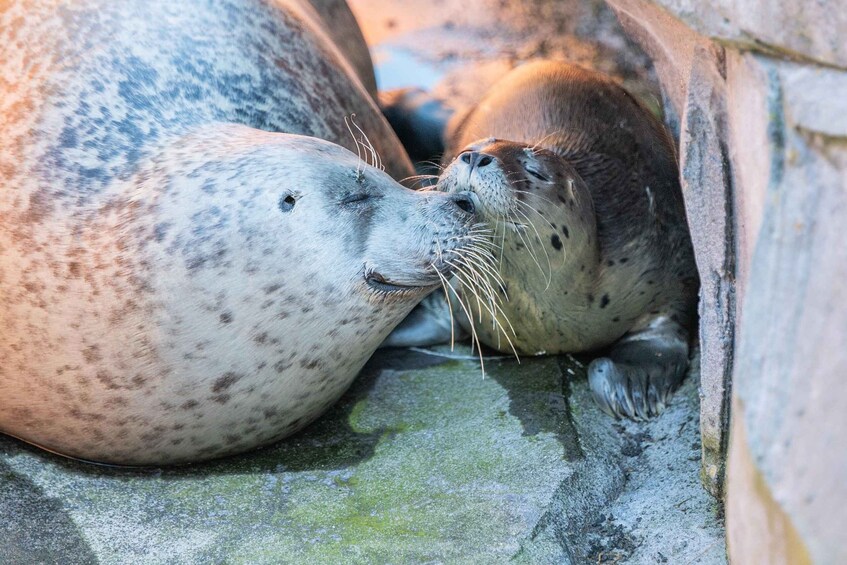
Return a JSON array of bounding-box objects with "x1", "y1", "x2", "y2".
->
[
  {"x1": 0, "y1": 0, "x2": 482, "y2": 465},
  {"x1": 384, "y1": 61, "x2": 699, "y2": 419}
]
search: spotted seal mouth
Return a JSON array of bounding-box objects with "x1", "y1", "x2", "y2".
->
[{"x1": 365, "y1": 270, "x2": 440, "y2": 294}]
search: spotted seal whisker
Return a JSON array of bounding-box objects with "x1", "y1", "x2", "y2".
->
[{"x1": 345, "y1": 113, "x2": 386, "y2": 173}]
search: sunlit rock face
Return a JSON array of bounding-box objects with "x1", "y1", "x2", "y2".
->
[{"x1": 605, "y1": 0, "x2": 847, "y2": 561}]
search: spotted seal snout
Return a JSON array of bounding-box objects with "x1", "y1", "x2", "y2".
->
[{"x1": 0, "y1": 0, "x2": 482, "y2": 465}]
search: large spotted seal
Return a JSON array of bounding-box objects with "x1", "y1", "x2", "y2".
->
[
  {"x1": 386, "y1": 61, "x2": 699, "y2": 420},
  {"x1": 0, "y1": 0, "x2": 482, "y2": 465}
]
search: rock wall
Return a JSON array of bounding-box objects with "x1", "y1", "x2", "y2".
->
[{"x1": 604, "y1": 0, "x2": 847, "y2": 562}]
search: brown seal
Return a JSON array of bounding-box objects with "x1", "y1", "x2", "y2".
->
[{"x1": 385, "y1": 61, "x2": 698, "y2": 420}]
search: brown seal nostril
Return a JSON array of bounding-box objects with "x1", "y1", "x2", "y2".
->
[
  {"x1": 450, "y1": 192, "x2": 476, "y2": 215},
  {"x1": 460, "y1": 151, "x2": 494, "y2": 170}
]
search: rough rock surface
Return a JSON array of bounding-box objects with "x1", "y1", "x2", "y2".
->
[
  {"x1": 641, "y1": 0, "x2": 847, "y2": 68},
  {"x1": 0, "y1": 348, "x2": 724, "y2": 564},
  {"x1": 350, "y1": 0, "x2": 662, "y2": 110},
  {"x1": 604, "y1": 0, "x2": 847, "y2": 561}
]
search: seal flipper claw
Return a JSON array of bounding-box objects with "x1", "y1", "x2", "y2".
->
[{"x1": 588, "y1": 318, "x2": 690, "y2": 420}]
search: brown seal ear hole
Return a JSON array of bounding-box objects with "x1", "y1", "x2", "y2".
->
[{"x1": 279, "y1": 194, "x2": 296, "y2": 212}]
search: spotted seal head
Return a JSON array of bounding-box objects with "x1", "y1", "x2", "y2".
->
[
  {"x1": 385, "y1": 61, "x2": 699, "y2": 420},
  {"x1": 0, "y1": 0, "x2": 484, "y2": 465}
]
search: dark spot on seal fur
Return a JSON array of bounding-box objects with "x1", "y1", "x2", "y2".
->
[
  {"x1": 24, "y1": 189, "x2": 54, "y2": 224},
  {"x1": 154, "y1": 222, "x2": 172, "y2": 242},
  {"x1": 181, "y1": 400, "x2": 199, "y2": 410},
  {"x1": 561, "y1": 225, "x2": 569, "y2": 238},
  {"x1": 300, "y1": 359, "x2": 320, "y2": 370},
  {"x1": 82, "y1": 345, "x2": 102, "y2": 363},
  {"x1": 219, "y1": 311, "x2": 233, "y2": 324},
  {"x1": 600, "y1": 294, "x2": 610, "y2": 308},
  {"x1": 550, "y1": 234, "x2": 562, "y2": 250},
  {"x1": 587, "y1": 293, "x2": 594, "y2": 304},
  {"x1": 212, "y1": 372, "x2": 242, "y2": 393}
]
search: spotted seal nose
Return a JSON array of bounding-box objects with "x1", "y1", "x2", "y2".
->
[{"x1": 460, "y1": 150, "x2": 494, "y2": 171}]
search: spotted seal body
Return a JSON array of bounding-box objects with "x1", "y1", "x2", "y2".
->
[
  {"x1": 0, "y1": 0, "x2": 479, "y2": 465},
  {"x1": 386, "y1": 61, "x2": 699, "y2": 419}
]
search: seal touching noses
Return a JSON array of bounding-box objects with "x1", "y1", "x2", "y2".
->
[{"x1": 0, "y1": 0, "x2": 487, "y2": 465}]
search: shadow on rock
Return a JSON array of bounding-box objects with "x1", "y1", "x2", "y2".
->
[
  {"x1": 0, "y1": 461, "x2": 97, "y2": 565},
  {"x1": 486, "y1": 353, "x2": 587, "y2": 462},
  {"x1": 0, "y1": 348, "x2": 450, "y2": 481}
]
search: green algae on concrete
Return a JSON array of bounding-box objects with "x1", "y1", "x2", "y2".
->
[
  {"x1": 0, "y1": 348, "x2": 581, "y2": 564},
  {"x1": 0, "y1": 346, "x2": 726, "y2": 564}
]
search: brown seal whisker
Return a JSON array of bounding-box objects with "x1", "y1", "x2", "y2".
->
[
  {"x1": 507, "y1": 206, "x2": 551, "y2": 286},
  {"x1": 529, "y1": 128, "x2": 566, "y2": 153},
  {"x1": 433, "y1": 263, "x2": 459, "y2": 349},
  {"x1": 454, "y1": 247, "x2": 508, "y2": 292},
  {"x1": 436, "y1": 270, "x2": 488, "y2": 376},
  {"x1": 511, "y1": 204, "x2": 554, "y2": 288},
  {"x1": 448, "y1": 262, "x2": 519, "y2": 361},
  {"x1": 449, "y1": 246, "x2": 509, "y2": 299},
  {"x1": 453, "y1": 256, "x2": 520, "y2": 358}
]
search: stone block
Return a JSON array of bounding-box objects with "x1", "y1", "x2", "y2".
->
[
  {"x1": 726, "y1": 55, "x2": 847, "y2": 564},
  {"x1": 606, "y1": 0, "x2": 738, "y2": 496},
  {"x1": 648, "y1": 0, "x2": 847, "y2": 69}
]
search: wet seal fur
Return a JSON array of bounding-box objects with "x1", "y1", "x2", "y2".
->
[
  {"x1": 0, "y1": 0, "x2": 480, "y2": 465},
  {"x1": 385, "y1": 61, "x2": 699, "y2": 420}
]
